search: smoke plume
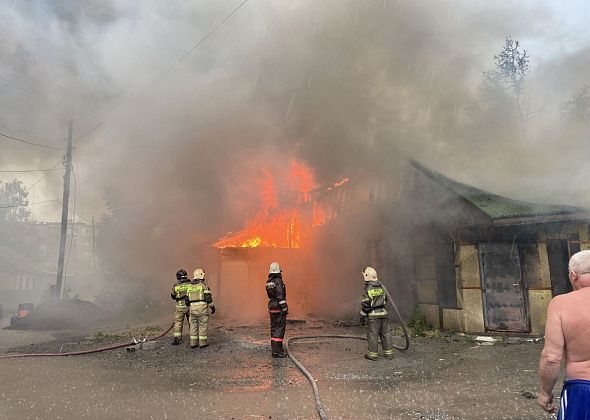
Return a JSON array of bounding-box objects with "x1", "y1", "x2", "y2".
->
[{"x1": 2, "y1": 1, "x2": 590, "y2": 318}]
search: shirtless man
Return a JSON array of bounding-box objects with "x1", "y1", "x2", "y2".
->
[{"x1": 539, "y1": 250, "x2": 590, "y2": 418}]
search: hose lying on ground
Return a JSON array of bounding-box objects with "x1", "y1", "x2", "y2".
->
[
  {"x1": 285, "y1": 284, "x2": 410, "y2": 420},
  {"x1": 0, "y1": 323, "x2": 173, "y2": 360}
]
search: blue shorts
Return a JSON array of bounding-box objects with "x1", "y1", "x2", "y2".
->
[{"x1": 559, "y1": 380, "x2": 590, "y2": 420}]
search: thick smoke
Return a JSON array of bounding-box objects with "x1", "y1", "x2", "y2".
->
[{"x1": 2, "y1": 1, "x2": 590, "y2": 317}]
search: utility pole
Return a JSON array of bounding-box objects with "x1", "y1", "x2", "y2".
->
[{"x1": 55, "y1": 120, "x2": 73, "y2": 299}]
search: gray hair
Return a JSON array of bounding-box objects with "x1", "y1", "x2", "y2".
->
[{"x1": 568, "y1": 250, "x2": 590, "y2": 275}]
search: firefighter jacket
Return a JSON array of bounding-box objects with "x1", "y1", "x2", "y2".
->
[
  {"x1": 266, "y1": 273, "x2": 287, "y2": 313},
  {"x1": 171, "y1": 279, "x2": 191, "y2": 306},
  {"x1": 186, "y1": 280, "x2": 213, "y2": 305},
  {"x1": 360, "y1": 281, "x2": 388, "y2": 318}
]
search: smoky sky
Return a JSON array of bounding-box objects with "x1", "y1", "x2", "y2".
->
[{"x1": 2, "y1": 0, "x2": 590, "y2": 283}]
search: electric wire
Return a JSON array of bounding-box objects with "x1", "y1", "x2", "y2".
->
[
  {"x1": 0, "y1": 199, "x2": 60, "y2": 209},
  {"x1": 25, "y1": 160, "x2": 63, "y2": 193},
  {"x1": 75, "y1": 0, "x2": 249, "y2": 143},
  {"x1": 0, "y1": 168, "x2": 61, "y2": 173},
  {"x1": 0, "y1": 132, "x2": 63, "y2": 151}
]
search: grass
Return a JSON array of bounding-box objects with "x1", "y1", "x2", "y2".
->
[
  {"x1": 92, "y1": 331, "x2": 124, "y2": 341},
  {"x1": 406, "y1": 310, "x2": 435, "y2": 337}
]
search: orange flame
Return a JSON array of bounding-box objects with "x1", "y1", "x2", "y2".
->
[{"x1": 214, "y1": 159, "x2": 348, "y2": 249}]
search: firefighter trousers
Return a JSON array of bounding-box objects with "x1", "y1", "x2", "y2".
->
[
  {"x1": 189, "y1": 302, "x2": 209, "y2": 347},
  {"x1": 367, "y1": 316, "x2": 394, "y2": 359},
  {"x1": 269, "y1": 311, "x2": 286, "y2": 353},
  {"x1": 173, "y1": 304, "x2": 189, "y2": 338}
]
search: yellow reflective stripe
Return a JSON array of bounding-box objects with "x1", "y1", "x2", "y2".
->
[
  {"x1": 384, "y1": 350, "x2": 394, "y2": 355},
  {"x1": 190, "y1": 336, "x2": 198, "y2": 339},
  {"x1": 199, "y1": 336, "x2": 207, "y2": 340},
  {"x1": 278, "y1": 300, "x2": 286, "y2": 304},
  {"x1": 367, "y1": 351, "x2": 379, "y2": 357},
  {"x1": 173, "y1": 332, "x2": 181, "y2": 337},
  {"x1": 367, "y1": 288, "x2": 384, "y2": 297}
]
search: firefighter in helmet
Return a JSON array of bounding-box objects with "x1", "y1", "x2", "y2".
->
[
  {"x1": 360, "y1": 267, "x2": 394, "y2": 360},
  {"x1": 170, "y1": 269, "x2": 191, "y2": 345},
  {"x1": 187, "y1": 268, "x2": 215, "y2": 349},
  {"x1": 266, "y1": 261, "x2": 288, "y2": 358}
]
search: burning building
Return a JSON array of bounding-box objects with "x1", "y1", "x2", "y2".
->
[
  {"x1": 207, "y1": 159, "x2": 350, "y2": 322},
  {"x1": 203, "y1": 155, "x2": 589, "y2": 334}
]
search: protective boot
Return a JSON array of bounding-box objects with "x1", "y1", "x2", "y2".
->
[
  {"x1": 271, "y1": 341, "x2": 287, "y2": 358},
  {"x1": 171, "y1": 337, "x2": 181, "y2": 345},
  {"x1": 364, "y1": 351, "x2": 378, "y2": 361}
]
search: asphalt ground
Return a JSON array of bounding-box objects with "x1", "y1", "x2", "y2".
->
[{"x1": 0, "y1": 320, "x2": 557, "y2": 420}]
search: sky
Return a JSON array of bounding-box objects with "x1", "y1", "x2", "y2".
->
[{"x1": 1, "y1": 0, "x2": 590, "y2": 223}]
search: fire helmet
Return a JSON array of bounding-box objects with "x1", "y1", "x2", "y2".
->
[
  {"x1": 194, "y1": 268, "x2": 205, "y2": 280},
  {"x1": 363, "y1": 267, "x2": 378, "y2": 282},
  {"x1": 176, "y1": 269, "x2": 188, "y2": 280},
  {"x1": 269, "y1": 262, "x2": 282, "y2": 274}
]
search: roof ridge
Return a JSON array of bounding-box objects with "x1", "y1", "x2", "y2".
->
[{"x1": 409, "y1": 159, "x2": 587, "y2": 220}]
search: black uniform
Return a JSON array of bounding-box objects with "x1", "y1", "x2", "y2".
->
[{"x1": 266, "y1": 273, "x2": 288, "y2": 357}]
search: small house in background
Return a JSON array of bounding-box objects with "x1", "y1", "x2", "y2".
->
[
  {"x1": 409, "y1": 161, "x2": 590, "y2": 334},
  {"x1": 0, "y1": 246, "x2": 54, "y2": 312}
]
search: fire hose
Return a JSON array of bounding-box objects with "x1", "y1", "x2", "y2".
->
[
  {"x1": 0, "y1": 323, "x2": 173, "y2": 360},
  {"x1": 285, "y1": 285, "x2": 409, "y2": 420}
]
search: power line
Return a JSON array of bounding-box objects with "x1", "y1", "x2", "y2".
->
[
  {"x1": 0, "y1": 132, "x2": 63, "y2": 151},
  {"x1": 0, "y1": 168, "x2": 61, "y2": 173},
  {"x1": 0, "y1": 199, "x2": 60, "y2": 209},
  {"x1": 25, "y1": 160, "x2": 63, "y2": 193},
  {"x1": 75, "y1": 0, "x2": 249, "y2": 142}
]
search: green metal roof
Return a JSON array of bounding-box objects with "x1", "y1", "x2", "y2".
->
[{"x1": 411, "y1": 161, "x2": 587, "y2": 221}]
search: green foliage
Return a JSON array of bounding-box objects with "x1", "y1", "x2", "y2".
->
[
  {"x1": 143, "y1": 325, "x2": 161, "y2": 332},
  {"x1": 561, "y1": 84, "x2": 590, "y2": 122},
  {"x1": 92, "y1": 331, "x2": 124, "y2": 341},
  {"x1": 483, "y1": 36, "x2": 530, "y2": 97},
  {"x1": 0, "y1": 179, "x2": 30, "y2": 222},
  {"x1": 407, "y1": 310, "x2": 434, "y2": 337}
]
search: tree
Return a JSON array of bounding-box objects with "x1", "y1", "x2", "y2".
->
[
  {"x1": 561, "y1": 84, "x2": 590, "y2": 122},
  {"x1": 482, "y1": 36, "x2": 531, "y2": 121},
  {"x1": 0, "y1": 179, "x2": 30, "y2": 222}
]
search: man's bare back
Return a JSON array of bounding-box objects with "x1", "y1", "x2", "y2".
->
[
  {"x1": 550, "y1": 285, "x2": 590, "y2": 380},
  {"x1": 539, "y1": 251, "x2": 590, "y2": 416}
]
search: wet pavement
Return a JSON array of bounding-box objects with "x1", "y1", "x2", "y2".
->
[{"x1": 0, "y1": 321, "x2": 556, "y2": 419}]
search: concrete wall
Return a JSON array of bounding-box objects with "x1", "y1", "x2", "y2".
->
[
  {"x1": 442, "y1": 308, "x2": 464, "y2": 332},
  {"x1": 420, "y1": 240, "x2": 557, "y2": 335},
  {"x1": 528, "y1": 289, "x2": 552, "y2": 335},
  {"x1": 454, "y1": 244, "x2": 485, "y2": 333},
  {"x1": 417, "y1": 303, "x2": 440, "y2": 328},
  {"x1": 414, "y1": 255, "x2": 440, "y2": 327},
  {"x1": 526, "y1": 243, "x2": 553, "y2": 334}
]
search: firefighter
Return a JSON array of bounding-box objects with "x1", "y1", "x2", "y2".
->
[
  {"x1": 171, "y1": 269, "x2": 191, "y2": 345},
  {"x1": 360, "y1": 267, "x2": 394, "y2": 361},
  {"x1": 266, "y1": 261, "x2": 288, "y2": 358},
  {"x1": 187, "y1": 268, "x2": 215, "y2": 349}
]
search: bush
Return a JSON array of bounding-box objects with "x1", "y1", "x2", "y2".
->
[{"x1": 407, "y1": 310, "x2": 434, "y2": 337}]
